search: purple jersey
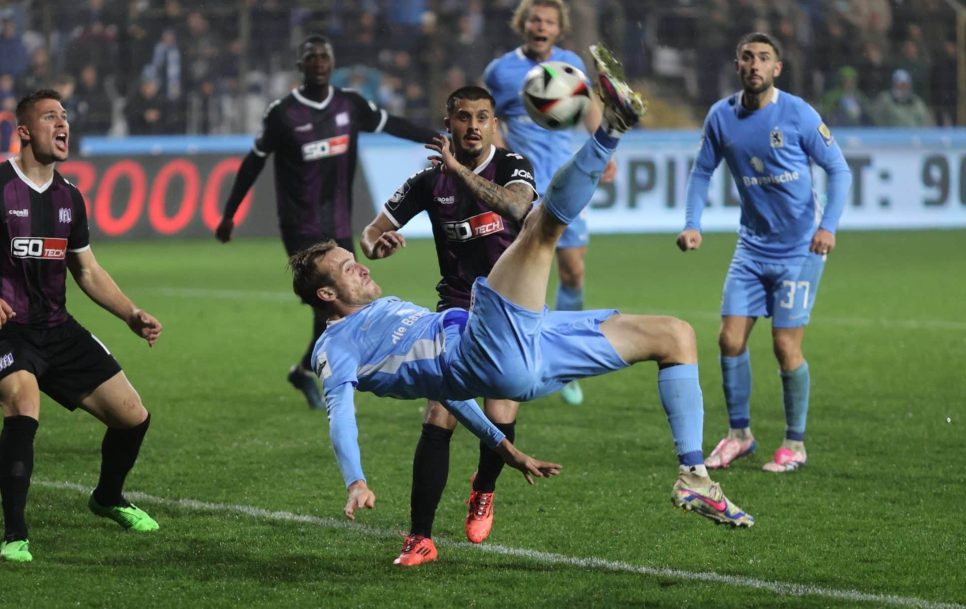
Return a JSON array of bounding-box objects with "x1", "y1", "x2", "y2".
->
[
  {"x1": 0, "y1": 159, "x2": 90, "y2": 327},
  {"x1": 382, "y1": 146, "x2": 537, "y2": 309},
  {"x1": 254, "y1": 87, "x2": 388, "y2": 242}
]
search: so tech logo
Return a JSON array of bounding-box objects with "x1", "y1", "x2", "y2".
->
[{"x1": 10, "y1": 237, "x2": 68, "y2": 259}]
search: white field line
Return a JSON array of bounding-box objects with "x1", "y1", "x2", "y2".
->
[
  {"x1": 37, "y1": 479, "x2": 964, "y2": 609},
  {"x1": 149, "y1": 287, "x2": 966, "y2": 332}
]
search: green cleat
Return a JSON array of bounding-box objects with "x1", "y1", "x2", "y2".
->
[
  {"x1": 0, "y1": 539, "x2": 32, "y2": 562},
  {"x1": 589, "y1": 42, "x2": 647, "y2": 132},
  {"x1": 89, "y1": 495, "x2": 159, "y2": 532},
  {"x1": 560, "y1": 380, "x2": 584, "y2": 406}
]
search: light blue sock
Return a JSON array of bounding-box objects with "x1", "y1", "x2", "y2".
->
[
  {"x1": 542, "y1": 136, "x2": 614, "y2": 225},
  {"x1": 721, "y1": 352, "x2": 752, "y2": 429},
  {"x1": 657, "y1": 364, "x2": 704, "y2": 466},
  {"x1": 555, "y1": 284, "x2": 583, "y2": 312},
  {"x1": 781, "y1": 362, "x2": 810, "y2": 441}
]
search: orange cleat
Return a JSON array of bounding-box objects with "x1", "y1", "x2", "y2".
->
[
  {"x1": 465, "y1": 487, "x2": 495, "y2": 544},
  {"x1": 393, "y1": 534, "x2": 438, "y2": 567}
]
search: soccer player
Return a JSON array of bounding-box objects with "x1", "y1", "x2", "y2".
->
[
  {"x1": 291, "y1": 46, "x2": 753, "y2": 568},
  {"x1": 216, "y1": 34, "x2": 438, "y2": 410},
  {"x1": 676, "y1": 32, "x2": 852, "y2": 473},
  {"x1": 360, "y1": 86, "x2": 537, "y2": 562},
  {"x1": 0, "y1": 90, "x2": 162, "y2": 563},
  {"x1": 483, "y1": 0, "x2": 621, "y2": 407}
]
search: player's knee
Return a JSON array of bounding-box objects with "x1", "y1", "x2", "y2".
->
[
  {"x1": 664, "y1": 317, "x2": 698, "y2": 362},
  {"x1": 424, "y1": 401, "x2": 457, "y2": 429},
  {"x1": 718, "y1": 328, "x2": 746, "y2": 356},
  {"x1": 557, "y1": 259, "x2": 584, "y2": 288},
  {"x1": 772, "y1": 333, "x2": 802, "y2": 366}
]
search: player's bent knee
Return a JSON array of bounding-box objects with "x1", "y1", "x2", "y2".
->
[
  {"x1": 664, "y1": 317, "x2": 698, "y2": 363},
  {"x1": 424, "y1": 401, "x2": 458, "y2": 429}
]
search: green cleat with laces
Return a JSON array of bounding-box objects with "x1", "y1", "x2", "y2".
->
[
  {"x1": 89, "y1": 494, "x2": 159, "y2": 532},
  {"x1": 0, "y1": 539, "x2": 32, "y2": 562}
]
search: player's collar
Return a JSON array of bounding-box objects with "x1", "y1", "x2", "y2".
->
[
  {"x1": 293, "y1": 86, "x2": 334, "y2": 110},
  {"x1": 471, "y1": 145, "x2": 496, "y2": 174},
  {"x1": 8, "y1": 157, "x2": 54, "y2": 193},
  {"x1": 735, "y1": 87, "x2": 781, "y2": 113},
  {"x1": 516, "y1": 46, "x2": 556, "y2": 63}
]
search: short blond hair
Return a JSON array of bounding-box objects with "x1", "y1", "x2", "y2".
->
[{"x1": 511, "y1": 0, "x2": 571, "y2": 37}]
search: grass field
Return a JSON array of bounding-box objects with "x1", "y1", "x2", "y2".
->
[{"x1": 0, "y1": 230, "x2": 963, "y2": 609}]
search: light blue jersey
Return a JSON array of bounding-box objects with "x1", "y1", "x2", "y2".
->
[
  {"x1": 684, "y1": 89, "x2": 852, "y2": 261},
  {"x1": 484, "y1": 47, "x2": 588, "y2": 196}
]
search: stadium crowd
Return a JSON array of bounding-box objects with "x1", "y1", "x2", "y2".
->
[{"x1": 0, "y1": 0, "x2": 960, "y2": 152}]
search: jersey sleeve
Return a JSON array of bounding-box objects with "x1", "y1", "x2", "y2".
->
[
  {"x1": 67, "y1": 186, "x2": 91, "y2": 251},
  {"x1": 440, "y1": 400, "x2": 506, "y2": 449},
  {"x1": 314, "y1": 343, "x2": 365, "y2": 487},
  {"x1": 683, "y1": 110, "x2": 724, "y2": 231},
  {"x1": 382, "y1": 167, "x2": 433, "y2": 228},
  {"x1": 795, "y1": 101, "x2": 852, "y2": 233},
  {"x1": 346, "y1": 90, "x2": 389, "y2": 133},
  {"x1": 253, "y1": 99, "x2": 283, "y2": 157},
  {"x1": 495, "y1": 151, "x2": 538, "y2": 199}
]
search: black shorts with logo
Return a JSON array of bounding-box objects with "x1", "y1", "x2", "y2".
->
[{"x1": 0, "y1": 317, "x2": 122, "y2": 411}]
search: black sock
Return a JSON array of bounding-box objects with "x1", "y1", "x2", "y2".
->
[
  {"x1": 473, "y1": 422, "x2": 516, "y2": 493},
  {"x1": 93, "y1": 414, "x2": 151, "y2": 508},
  {"x1": 409, "y1": 423, "x2": 453, "y2": 538},
  {"x1": 301, "y1": 310, "x2": 328, "y2": 371},
  {"x1": 1, "y1": 416, "x2": 38, "y2": 541}
]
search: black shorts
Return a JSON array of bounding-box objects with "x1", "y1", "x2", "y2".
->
[
  {"x1": 0, "y1": 317, "x2": 123, "y2": 411},
  {"x1": 281, "y1": 232, "x2": 354, "y2": 257}
]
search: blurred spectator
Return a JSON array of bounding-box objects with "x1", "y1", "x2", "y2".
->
[
  {"x1": 74, "y1": 63, "x2": 114, "y2": 136},
  {"x1": 929, "y1": 38, "x2": 958, "y2": 126},
  {"x1": 892, "y1": 38, "x2": 930, "y2": 103},
  {"x1": 125, "y1": 70, "x2": 166, "y2": 135},
  {"x1": 855, "y1": 39, "x2": 891, "y2": 97},
  {"x1": 447, "y1": 13, "x2": 489, "y2": 81},
  {"x1": 820, "y1": 66, "x2": 871, "y2": 127},
  {"x1": 0, "y1": 93, "x2": 17, "y2": 155},
  {"x1": 149, "y1": 27, "x2": 185, "y2": 132},
  {"x1": 870, "y1": 69, "x2": 933, "y2": 127},
  {"x1": 0, "y1": 18, "x2": 27, "y2": 79},
  {"x1": 64, "y1": 19, "x2": 119, "y2": 82},
  {"x1": 332, "y1": 65, "x2": 383, "y2": 102},
  {"x1": 21, "y1": 47, "x2": 53, "y2": 92}
]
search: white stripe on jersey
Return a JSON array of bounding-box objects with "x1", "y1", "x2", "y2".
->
[{"x1": 357, "y1": 334, "x2": 444, "y2": 378}]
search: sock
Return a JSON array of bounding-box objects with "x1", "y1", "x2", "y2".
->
[
  {"x1": 301, "y1": 309, "x2": 328, "y2": 371},
  {"x1": 93, "y1": 414, "x2": 151, "y2": 508},
  {"x1": 1, "y1": 416, "x2": 38, "y2": 541},
  {"x1": 473, "y1": 421, "x2": 515, "y2": 493},
  {"x1": 679, "y1": 463, "x2": 709, "y2": 478},
  {"x1": 657, "y1": 364, "x2": 704, "y2": 466},
  {"x1": 555, "y1": 284, "x2": 583, "y2": 312},
  {"x1": 721, "y1": 352, "x2": 752, "y2": 430},
  {"x1": 593, "y1": 125, "x2": 621, "y2": 149},
  {"x1": 542, "y1": 136, "x2": 615, "y2": 225},
  {"x1": 409, "y1": 424, "x2": 453, "y2": 538},
  {"x1": 781, "y1": 362, "x2": 810, "y2": 442}
]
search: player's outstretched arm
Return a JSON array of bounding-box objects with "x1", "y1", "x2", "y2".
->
[
  {"x1": 216, "y1": 151, "x2": 267, "y2": 243},
  {"x1": 67, "y1": 248, "x2": 162, "y2": 346},
  {"x1": 361, "y1": 212, "x2": 407, "y2": 260}
]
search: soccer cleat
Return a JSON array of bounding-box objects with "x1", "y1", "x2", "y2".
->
[
  {"x1": 0, "y1": 539, "x2": 32, "y2": 562},
  {"x1": 762, "y1": 446, "x2": 807, "y2": 473},
  {"x1": 287, "y1": 365, "x2": 324, "y2": 410},
  {"x1": 88, "y1": 495, "x2": 159, "y2": 532},
  {"x1": 393, "y1": 534, "x2": 438, "y2": 567},
  {"x1": 705, "y1": 435, "x2": 757, "y2": 469},
  {"x1": 465, "y1": 486, "x2": 496, "y2": 544},
  {"x1": 672, "y1": 477, "x2": 754, "y2": 528},
  {"x1": 560, "y1": 380, "x2": 584, "y2": 406},
  {"x1": 589, "y1": 43, "x2": 646, "y2": 132}
]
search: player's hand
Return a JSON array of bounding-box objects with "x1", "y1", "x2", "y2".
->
[
  {"x1": 425, "y1": 135, "x2": 461, "y2": 173},
  {"x1": 600, "y1": 158, "x2": 618, "y2": 184},
  {"x1": 810, "y1": 228, "x2": 835, "y2": 256},
  {"x1": 128, "y1": 308, "x2": 162, "y2": 347},
  {"x1": 675, "y1": 229, "x2": 702, "y2": 252},
  {"x1": 344, "y1": 480, "x2": 376, "y2": 520},
  {"x1": 496, "y1": 439, "x2": 562, "y2": 485},
  {"x1": 370, "y1": 231, "x2": 406, "y2": 259},
  {"x1": 215, "y1": 217, "x2": 234, "y2": 243},
  {"x1": 0, "y1": 298, "x2": 16, "y2": 328}
]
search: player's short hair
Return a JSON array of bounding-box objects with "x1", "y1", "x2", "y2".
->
[
  {"x1": 511, "y1": 0, "x2": 571, "y2": 36},
  {"x1": 298, "y1": 34, "x2": 332, "y2": 57},
  {"x1": 445, "y1": 86, "x2": 496, "y2": 115},
  {"x1": 290, "y1": 240, "x2": 338, "y2": 310},
  {"x1": 735, "y1": 32, "x2": 782, "y2": 60},
  {"x1": 16, "y1": 89, "x2": 62, "y2": 125}
]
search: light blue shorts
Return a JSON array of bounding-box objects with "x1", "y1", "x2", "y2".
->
[
  {"x1": 721, "y1": 253, "x2": 826, "y2": 328},
  {"x1": 446, "y1": 277, "x2": 627, "y2": 401}
]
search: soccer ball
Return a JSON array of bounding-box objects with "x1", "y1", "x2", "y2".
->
[{"x1": 522, "y1": 61, "x2": 592, "y2": 130}]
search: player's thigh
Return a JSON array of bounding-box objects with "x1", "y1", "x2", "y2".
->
[
  {"x1": 721, "y1": 257, "x2": 769, "y2": 318},
  {"x1": 484, "y1": 207, "x2": 563, "y2": 312},
  {"x1": 78, "y1": 371, "x2": 147, "y2": 429},
  {"x1": 0, "y1": 370, "x2": 42, "y2": 419},
  {"x1": 770, "y1": 253, "x2": 826, "y2": 329},
  {"x1": 482, "y1": 398, "x2": 518, "y2": 424},
  {"x1": 600, "y1": 313, "x2": 697, "y2": 365},
  {"x1": 424, "y1": 400, "x2": 458, "y2": 429}
]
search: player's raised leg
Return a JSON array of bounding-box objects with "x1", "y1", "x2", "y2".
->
[
  {"x1": 486, "y1": 44, "x2": 644, "y2": 311},
  {"x1": 600, "y1": 313, "x2": 754, "y2": 527}
]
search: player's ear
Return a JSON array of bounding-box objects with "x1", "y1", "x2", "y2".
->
[
  {"x1": 443, "y1": 115, "x2": 451, "y2": 132},
  {"x1": 773, "y1": 60, "x2": 783, "y2": 78},
  {"x1": 317, "y1": 286, "x2": 337, "y2": 304},
  {"x1": 17, "y1": 125, "x2": 29, "y2": 142}
]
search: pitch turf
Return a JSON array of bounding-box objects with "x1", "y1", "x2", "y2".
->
[{"x1": 1, "y1": 231, "x2": 963, "y2": 608}]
